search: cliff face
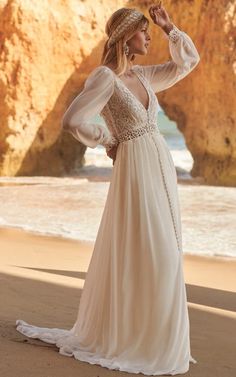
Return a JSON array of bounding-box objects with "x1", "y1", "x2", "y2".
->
[
  {"x1": 0, "y1": 0, "x2": 235, "y2": 185},
  {"x1": 0, "y1": 0, "x2": 123, "y2": 176},
  {"x1": 141, "y1": 0, "x2": 236, "y2": 187}
]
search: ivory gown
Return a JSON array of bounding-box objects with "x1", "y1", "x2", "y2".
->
[{"x1": 16, "y1": 24, "x2": 200, "y2": 375}]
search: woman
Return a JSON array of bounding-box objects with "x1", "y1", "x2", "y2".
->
[{"x1": 16, "y1": 2, "x2": 200, "y2": 375}]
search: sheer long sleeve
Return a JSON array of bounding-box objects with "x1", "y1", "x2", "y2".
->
[
  {"x1": 61, "y1": 66, "x2": 118, "y2": 150},
  {"x1": 139, "y1": 24, "x2": 200, "y2": 93}
]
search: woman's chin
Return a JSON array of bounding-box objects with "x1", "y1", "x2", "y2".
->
[
  {"x1": 134, "y1": 48, "x2": 148, "y2": 56},
  {"x1": 140, "y1": 49, "x2": 148, "y2": 55}
]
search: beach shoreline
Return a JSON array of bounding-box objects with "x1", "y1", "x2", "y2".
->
[
  {"x1": 0, "y1": 222, "x2": 235, "y2": 261},
  {"x1": 0, "y1": 175, "x2": 235, "y2": 259}
]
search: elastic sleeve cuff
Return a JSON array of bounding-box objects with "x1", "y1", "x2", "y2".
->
[
  {"x1": 102, "y1": 135, "x2": 119, "y2": 151},
  {"x1": 168, "y1": 24, "x2": 182, "y2": 44}
]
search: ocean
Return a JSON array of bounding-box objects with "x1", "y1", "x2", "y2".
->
[{"x1": 0, "y1": 110, "x2": 235, "y2": 258}]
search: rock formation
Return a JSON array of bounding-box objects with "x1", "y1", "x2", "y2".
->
[
  {"x1": 142, "y1": 0, "x2": 236, "y2": 187},
  {"x1": 0, "y1": 0, "x2": 235, "y2": 186},
  {"x1": 0, "y1": 0, "x2": 123, "y2": 176}
]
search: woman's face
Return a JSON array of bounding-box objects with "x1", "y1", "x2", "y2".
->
[{"x1": 127, "y1": 23, "x2": 151, "y2": 55}]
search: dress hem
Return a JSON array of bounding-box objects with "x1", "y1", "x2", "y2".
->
[{"x1": 16, "y1": 319, "x2": 197, "y2": 376}]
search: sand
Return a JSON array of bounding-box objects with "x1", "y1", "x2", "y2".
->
[{"x1": 0, "y1": 226, "x2": 235, "y2": 377}]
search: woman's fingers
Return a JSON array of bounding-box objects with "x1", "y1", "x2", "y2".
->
[
  {"x1": 149, "y1": 1, "x2": 162, "y2": 19},
  {"x1": 150, "y1": 1, "x2": 169, "y2": 24},
  {"x1": 151, "y1": 1, "x2": 162, "y2": 10}
]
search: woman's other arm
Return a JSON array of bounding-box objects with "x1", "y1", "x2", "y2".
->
[
  {"x1": 61, "y1": 66, "x2": 118, "y2": 151},
  {"x1": 142, "y1": 2, "x2": 200, "y2": 93}
]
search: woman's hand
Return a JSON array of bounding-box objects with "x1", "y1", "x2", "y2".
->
[
  {"x1": 106, "y1": 144, "x2": 118, "y2": 165},
  {"x1": 149, "y1": 1, "x2": 172, "y2": 29}
]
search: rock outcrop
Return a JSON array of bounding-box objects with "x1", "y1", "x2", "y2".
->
[
  {"x1": 0, "y1": 0, "x2": 235, "y2": 186},
  {"x1": 0, "y1": 0, "x2": 123, "y2": 176},
  {"x1": 141, "y1": 0, "x2": 236, "y2": 187}
]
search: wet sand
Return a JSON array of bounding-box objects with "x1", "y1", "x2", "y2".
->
[{"x1": 0, "y1": 227, "x2": 235, "y2": 376}]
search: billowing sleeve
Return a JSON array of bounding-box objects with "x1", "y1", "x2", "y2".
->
[
  {"x1": 140, "y1": 24, "x2": 200, "y2": 93},
  {"x1": 61, "y1": 66, "x2": 119, "y2": 150}
]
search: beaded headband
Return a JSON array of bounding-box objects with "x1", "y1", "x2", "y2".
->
[{"x1": 107, "y1": 10, "x2": 144, "y2": 48}]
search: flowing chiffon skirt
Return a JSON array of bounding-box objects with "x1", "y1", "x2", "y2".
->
[{"x1": 16, "y1": 130, "x2": 197, "y2": 375}]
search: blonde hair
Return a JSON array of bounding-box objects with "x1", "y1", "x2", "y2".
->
[{"x1": 101, "y1": 8, "x2": 149, "y2": 76}]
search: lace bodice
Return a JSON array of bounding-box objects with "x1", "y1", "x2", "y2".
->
[
  {"x1": 100, "y1": 66, "x2": 160, "y2": 144},
  {"x1": 61, "y1": 24, "x2": 200, "y2": 150}
]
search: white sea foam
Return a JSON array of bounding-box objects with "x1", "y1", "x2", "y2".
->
[
  {"x1": 0, "y1": 174, "x2": 235, "y2": 258},
  {"x1": 0, "y1": 113, "x2": 235, "y2": 258}
]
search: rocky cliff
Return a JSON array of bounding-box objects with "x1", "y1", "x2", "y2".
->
[
  {"x1": 0, "y1": 0, "x2": 124, "y2": 176},
  {"x1": 142, "y1": 0, "x2": 236, "y2": 186},
  {"x1": 0, "y1": 0, "x2": 235, "y2": 185}
]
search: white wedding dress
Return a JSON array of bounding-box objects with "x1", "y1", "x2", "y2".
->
[{"x1": 16, "y1": 24, "x2": 200, "y2": 375}]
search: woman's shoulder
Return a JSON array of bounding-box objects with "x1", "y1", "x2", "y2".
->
[
  {"x1": 84, "y1": 65, "x2": 115, "y2": 89},
  {"x1": 88, "y1": 65, "x2": 115, "y2": 80}
]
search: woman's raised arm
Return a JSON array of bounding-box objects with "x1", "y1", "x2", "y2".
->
[
  {"x1": 140, "y1": 24, "x2": 200, "y2": 93},
  {"x1": 61, "y1": 66, "x2": 118, "y2": 150}
]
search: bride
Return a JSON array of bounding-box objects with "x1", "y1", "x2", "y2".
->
[{"x1": 16, "y1": 1, "x2": 200, "y2": 375}]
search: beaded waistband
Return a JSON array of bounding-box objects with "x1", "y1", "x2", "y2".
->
[{"x1": 117, "y1": 123, "x2": 160, "y2": 143}]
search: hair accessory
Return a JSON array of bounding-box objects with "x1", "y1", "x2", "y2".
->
[{"x1": 107, "y1": 10, "x2": 143, "y2": 48}]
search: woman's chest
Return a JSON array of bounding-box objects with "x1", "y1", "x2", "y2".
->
[
  {"x1": 117, "y1": 74, "x2": 150, "y2": 111},
  {"x1": 102, "y1": 78, "x2": 158, "y2": 120},
  {"x1": 100, "y1": 78, "x2": 159, "y2": 136}
]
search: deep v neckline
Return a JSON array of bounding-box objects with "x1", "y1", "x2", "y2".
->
[{"x1": 103, "y1": 65, "x2": 151, "y2": 113}]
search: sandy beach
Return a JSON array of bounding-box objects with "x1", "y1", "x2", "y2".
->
[{"x1": 0, "y1": 226, "x2": 235, "y2": 376}]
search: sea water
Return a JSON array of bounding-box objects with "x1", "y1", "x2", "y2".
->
[{"x1": 0, "y1": 110, "x2": 235, "y2": 258}]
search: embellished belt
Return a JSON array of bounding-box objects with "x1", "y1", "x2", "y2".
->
[{"x1": 117, "y1": 122, "x2": 160, "y2": 143}]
